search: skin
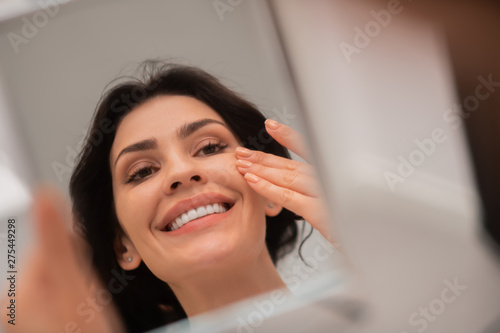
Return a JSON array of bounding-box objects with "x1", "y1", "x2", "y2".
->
[
  {"x1": 1, "y1": 95, "x2": 332, "y2": 332},
  {"x1": 235, "y1": 119, "x2": 332, "y2": 244},
  {"x1": 110, "y1": 95, "x2": 286, "y2": 316}
]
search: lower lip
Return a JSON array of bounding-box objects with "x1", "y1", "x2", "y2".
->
[{"x1": 162, "y1": 208, "x2": 232, "y2": 236}]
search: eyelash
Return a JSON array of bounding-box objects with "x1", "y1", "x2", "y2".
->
[
  {"x1": 123, "y1": 140, "x2": 229, "y2": 184},
  {"x1": 197, "y1": 140, "x2": 229, "y2": 156}
]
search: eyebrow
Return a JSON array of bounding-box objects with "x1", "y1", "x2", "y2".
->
[
  {"x1": 177, "y1": 118, "x2": 226, "y2": 140},
  {"x1": 113, "y1": 138, "x2": 158, "y2": 168},
  {"x1": 114, "y1": 118, "x2": 227, "y2": 168}
]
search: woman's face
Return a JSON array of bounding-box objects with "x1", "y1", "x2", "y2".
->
[{"x1": 110, "y1": 95, "x2": 271, "y2": 283}]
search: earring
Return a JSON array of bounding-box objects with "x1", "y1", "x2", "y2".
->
[
  {"x1": 267, "y1": 203, "x2": 274, "y2": 208},
  {"x1": 127, "y1": 257, "x2": 133, "y2": 263}
]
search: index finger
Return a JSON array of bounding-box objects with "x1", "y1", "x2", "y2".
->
[
  {"x1": 265, "y1": 119, "x2": 310, "y2": 162},
  {"x1": 235, "y1": 148, "x2": 315, "y2": 177}
]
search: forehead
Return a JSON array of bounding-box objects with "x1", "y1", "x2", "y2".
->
[{"x1": 111, "y1": 95, "x2": 225, "y2": 153}]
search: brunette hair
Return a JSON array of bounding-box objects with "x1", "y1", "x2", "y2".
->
[{"x1": 70, "y1": 61, "x2": 301, "y2": 332}]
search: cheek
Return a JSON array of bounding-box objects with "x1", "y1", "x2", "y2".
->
[
  {"x1": 203, "y1": 155, "x2": 267, "y2": 230},
  {"x1": 203, "y1": 154, "x2": 240, "y2": 188},
  {"x1": 113, "y1": 184, "x2": 161, "y2": 236},
  {"x1": 203, "y1": 154, "x2": 258, "y2": 194}
]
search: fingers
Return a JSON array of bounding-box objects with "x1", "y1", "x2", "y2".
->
[
  {"x1": 242, "y1": 172, "x2": 334, "y2": 244},
  {"x1": 264, "y1": 119, "x2": 310, "y2": 162},
  {"x1": 235, "y1": 120, "x2": 335, "y2": 243},
  {"x1": 235, "y1": 159, "x2": 319, "y2": 197},
  {"x1": 235, "y1": 147, "x2": 315, "y2": 177},
  {"x1": 242, "y1": 172, "x2": 320, "y2": 220}
]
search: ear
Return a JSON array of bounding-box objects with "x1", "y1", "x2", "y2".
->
[
  {"x1": 264, "y1": 201, "x2": 283, "y2": 217},
  {"x1": 114, "y1": 231, "x2": 141, "y2": 270}
]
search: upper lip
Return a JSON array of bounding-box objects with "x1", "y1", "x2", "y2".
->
[{"x1": 158, "y1": 192, "x2": 235, "y2": 231}]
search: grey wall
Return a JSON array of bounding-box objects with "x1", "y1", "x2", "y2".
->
[{"x1": 0, "y1": 0, "x2": 302, "y2": 194}]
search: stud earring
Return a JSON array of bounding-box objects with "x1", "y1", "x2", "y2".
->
[
  {"x1": 127, "y1": 257, "x2": 133, "y2": 263},
  {"x1": 267, "y1": 203, "x2": 274, "y2": 208}
]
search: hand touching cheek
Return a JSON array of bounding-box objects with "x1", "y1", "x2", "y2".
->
[{"x1": 235, "y1": 120, "x2": 335, "y2": 245}]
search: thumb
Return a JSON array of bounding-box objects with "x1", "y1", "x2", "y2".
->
[{"x1": 32, "y1": 186, "x2": 80, "y2": 272}]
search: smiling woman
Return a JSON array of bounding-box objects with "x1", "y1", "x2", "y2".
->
[{"x1": 65, "y1": 61, "x2": 330, "y2": 332}]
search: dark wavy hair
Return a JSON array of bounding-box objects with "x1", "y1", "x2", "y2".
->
[{"x1": 69, "y1": 61, "x2": 302, "y2": 332}]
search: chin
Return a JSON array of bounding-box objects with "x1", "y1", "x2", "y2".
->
[{"x1": 179, "y1": 234, "x2": 262, "y2": 273}]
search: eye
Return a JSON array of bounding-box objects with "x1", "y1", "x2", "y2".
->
[
  {"x1": 124, "y1": 164, "x2": 157, "y2": 184},
  {"x1": 196, "y1": 140, "x2": 229, "y2": 157}
]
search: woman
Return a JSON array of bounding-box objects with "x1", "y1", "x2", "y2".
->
[{"x1": 5, "y1": 62, "x2": 331, "y2": 333}]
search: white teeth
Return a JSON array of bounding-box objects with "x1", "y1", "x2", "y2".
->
[
  {"x1": 197, "y1": 206, "x2": 208, "y2": 217},
  {"x1": 173, "y1": 217, "x2": 182, "y2": 230},
  {"x1": 187, "y1": 209, "x2": 197, "y2": 220},
  {"x1": 168, "y1": 202, "x2": 230, "y2": 231},
  {"x1": 213, "y1": 203, "x2": 220, "y2": 213}
]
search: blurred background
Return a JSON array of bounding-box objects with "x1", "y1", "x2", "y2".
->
[{"x1": 1, "y1": 0, "x2": 500, "y2": 332}]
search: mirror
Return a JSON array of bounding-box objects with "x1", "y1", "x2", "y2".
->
[{"x1": 0, "y1": 1, "x2": 348, "y2": 332}]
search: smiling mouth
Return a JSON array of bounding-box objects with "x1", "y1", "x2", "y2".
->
[{"x1": 164, "y1": 202, "x2": 233, "y2": 231}]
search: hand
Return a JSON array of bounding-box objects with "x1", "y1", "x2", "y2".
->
[
  {"x1": 235, "y1": 119, "x2": 335, "y2": 245},
  {"x1": 0, "y1": 186, "x2": 125, "y2": 333}
]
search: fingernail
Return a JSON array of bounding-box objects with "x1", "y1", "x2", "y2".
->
[
  {"x1": 235, "y1": 147, "x2": 252, "y2": 157},
  {"x1": 265, "y1": 119, "x2": 279, "y2": 129},
  {"x1": 244, "y1": 172, "x2": 260, "y2": 183},
  {"x1": 236, "y1": 159, "x2": 252, "y2": 168}
]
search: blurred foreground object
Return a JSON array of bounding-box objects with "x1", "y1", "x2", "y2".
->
[
  {"x1": 0, "y1": 187, "x2": 125, "y2": 333},
  {"x1": 269, "y1": 0, "x2": 500, "y2": 332}
]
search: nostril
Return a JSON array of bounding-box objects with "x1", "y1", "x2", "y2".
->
[
  {"x1": 171, "y1": 181, "x2": 180, "y2": 189},
  {"x1": 191, "y1": 175, "x2": 201, "y2": 182}
]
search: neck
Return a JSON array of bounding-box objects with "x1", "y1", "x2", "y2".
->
[{"x1": 169, "y1": 249, "x2": 286, "y2": 317}]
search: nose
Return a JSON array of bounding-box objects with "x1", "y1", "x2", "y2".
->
[{"x1": 162, "y1": 154, "x2": 207, "y2": 195}]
